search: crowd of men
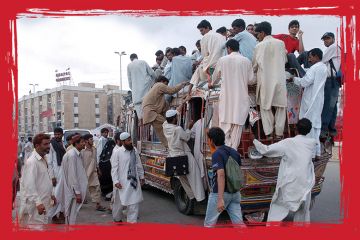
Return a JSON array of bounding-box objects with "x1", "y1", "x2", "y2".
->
[{"x1": 16, "y1": 17, "x2": 342, "y2": 228}]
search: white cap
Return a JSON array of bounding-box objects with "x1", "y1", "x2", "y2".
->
[
  {"x1": 120, "y1": 132, "x2": 131, "y2": 141},
  {"x1": 165, "y1": 109, "x2": 178, "y2": 118}
]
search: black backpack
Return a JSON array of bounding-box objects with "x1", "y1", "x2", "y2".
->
[{"x1": 98, "y1": 139, "x2": 116, "y2": 195}]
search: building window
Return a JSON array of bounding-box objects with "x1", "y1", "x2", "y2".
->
[
  {"x1": 74, "y1": 123, "x2": 79, "y2": 128},
  {"x1": 96, "y1": 123, "x2": 100, "y2": 127},
  {"x1": 74, "y1": 103, "x2": 78, "y2": 107},
  {"x1": 95, "y1": 104, "x2": 99, "y2": 108},
  {"x1": 74, "y1": 93, "x2": 78, "y2": 97},
  {"x1": 74, "y1": 114, "x2": 79, "y2": 117},
  {"x1": 95, "y1": 94, "x2": 99, "y2": 98},
  {"x1": 95, "y1": 114, "x2": 100, "y2": 118}
]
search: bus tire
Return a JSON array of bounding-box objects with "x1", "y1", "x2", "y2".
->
[{"x1": 174, "y1": 180, "x2": 195, "y2": 215}]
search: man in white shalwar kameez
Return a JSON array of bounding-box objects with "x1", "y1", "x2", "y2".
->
[
  {"x1": 163, "y1": 109, "x2": 205, "y2": 202},
  {"x1": 111, "y1": 132, "x2": 145, "y2": 223},
  {"x1": 46, "y1": 127, "x2": 66, "y2": 223},
  {"x1": 290, "y1": 48, "x2": 327, "y2": 157},
  {"x1": 55, "y1": 135, "x2": 88, "y2": 225},
  {"x1": 252, "y1": 21, "x2": 288, "y2": 139},
  {"x1": 127, "y1": 53, "x2": 156, "y2": 119},
  {"x1": 211, "y1": 39, "x2": 256, "y2": 150},
  {"x1": 110, "y1": 131, "x2": 124, "y2": 222},
  {"x1": 253, "y1": 118, "x2": 316, "y2": 222},
  {"x1": 188, "y1": 20, "x2": 226, "y2": 94},
  {"x1": 190, "y1": 118, "x2": 205, "y2": 179},
  {"x1": 23, "y1": 137, "x2": 33, "y2": 162},
  {"x1": 19, "y1": 133, "x2": 55, "y2": 227}
]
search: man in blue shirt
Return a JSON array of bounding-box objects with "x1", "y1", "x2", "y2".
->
[
  {"x1": 204, "y1": 127, "x2": 243, "y2": 227},
  {"x1": 230, "y1": 18, "x2": 257, "y2": 61}
]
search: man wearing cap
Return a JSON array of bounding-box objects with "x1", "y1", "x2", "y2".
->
[
  {"x1": 110, "y1": 131, "x2": 124, "y2": 221},
  {"x1": 320, "y1": 32, "x2": 342, "y2": 139},
  {"x1": 163, "y1": 108, "x2": 206, "y2": 202},
  {"x1": 53, "y1": 135, "x2": 88, "y2": 225},
  {"x1": 127, "y1": 53, "x2": 156, "y2": 120},
  {"x1": 81, "y1": 134, "x2": 106, "y2": 211},
  {"x1": 142, "y1": 76, "x2": 189, "y2": 148},
  {"x1": 211, "y1": 38, "x2": 256, "y2": 150},
  {"x1": 110, "y1": 132, "x2": 145, "y2": 223}
]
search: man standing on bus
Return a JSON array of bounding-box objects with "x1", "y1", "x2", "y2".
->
[{"x1": 253, "y1": 21, "x2": 287, "y2": 140}]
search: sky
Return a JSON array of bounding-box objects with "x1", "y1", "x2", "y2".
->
[{"x1": 16, "y1": 14, "x2": 342, "y2": 98}]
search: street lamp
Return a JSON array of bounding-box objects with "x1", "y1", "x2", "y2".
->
[
  {"x1": 29, "y1": 83, "x2": 39, "y2": 94},
  {"x1": 114, "y1": 51, "x2": 127, "y2": 92},
  {"x1": 114, "y1": 51, "x2": 126, "y2": 131}
]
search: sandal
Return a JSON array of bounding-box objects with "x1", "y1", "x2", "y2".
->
[{"x1": 96, "y1": 205, "x2": 107, "y2": 212}]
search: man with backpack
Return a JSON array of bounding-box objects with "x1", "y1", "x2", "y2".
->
[
  {"x1": 320, "y1": 32, "x2": 342, "y2": 139},
  {"x1": 204, "y1": 127, "x2": 243, "y2": 227}
]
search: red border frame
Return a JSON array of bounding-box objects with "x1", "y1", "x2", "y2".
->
[{"x1": 2, "y1": 0, "x2": 358, "y2": 239}]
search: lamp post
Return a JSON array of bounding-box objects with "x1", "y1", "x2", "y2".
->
[
  {"x1": 114, "y1": 51, "x2": 126, "y2": 131},
  {"x1": 29, "y1": 83, "x2": 39, "y2": 95}
]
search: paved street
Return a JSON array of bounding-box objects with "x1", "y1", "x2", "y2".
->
[
  {"x1": 76, "y1": 147, "x2": 342, "y2": 225},
  {"x1": 13, "y1": 147, "x2": 342, "y2": 226}
]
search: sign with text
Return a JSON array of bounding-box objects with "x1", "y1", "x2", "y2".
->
[{"x1": 55, "y1": 68, "x2": 71, "y2": 82}]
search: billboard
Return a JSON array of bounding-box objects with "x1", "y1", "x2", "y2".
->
[{"x1": 55, "y1": 68, "x2": 71, "y2": 82}]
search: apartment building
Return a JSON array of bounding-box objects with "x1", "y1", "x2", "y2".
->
[{"x1": 18, "y1": 83, "x2": 127, "y2": 137}]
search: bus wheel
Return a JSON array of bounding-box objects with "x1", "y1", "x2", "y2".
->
[{"x1": 174, "y1": 180, "x2": 195, "y2": 215}]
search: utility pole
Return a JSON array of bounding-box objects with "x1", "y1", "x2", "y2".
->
[{"x1": 29, "y1": 83, "x2": 39, "y2": 95}]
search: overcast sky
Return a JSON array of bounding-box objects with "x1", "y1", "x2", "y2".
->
[{"x1": 16, "y1": 14, "x2": 341, "y2": 98}]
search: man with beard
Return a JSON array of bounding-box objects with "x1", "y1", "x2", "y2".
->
[
  {"x1": 19, "y1": 133, "x2": 56, "y2": 227},
  {"x1": 53, "y1": 135, "x2": 88, "y2": 225},
  {"x1": 110, "y1": 132, "x2": 144, "y2": 223},
  {"x1": 47, "y1": 127, "x2": 66, "y2": 223}
]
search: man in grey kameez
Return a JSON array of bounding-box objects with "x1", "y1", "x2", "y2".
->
[{"x1": 127, "y1": 53, "x2": 156, "y2": 120}]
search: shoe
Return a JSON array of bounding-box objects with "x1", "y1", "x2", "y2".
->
[
  {"x1": 249, "y1": 147, "x2": 263, "y2": 160},
  {"x1": 275, "y1": 135, "x2": 283, "y2": 141},
  {"x1": 96, "y1": 205, "x2": 106, "y2": 212}
]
